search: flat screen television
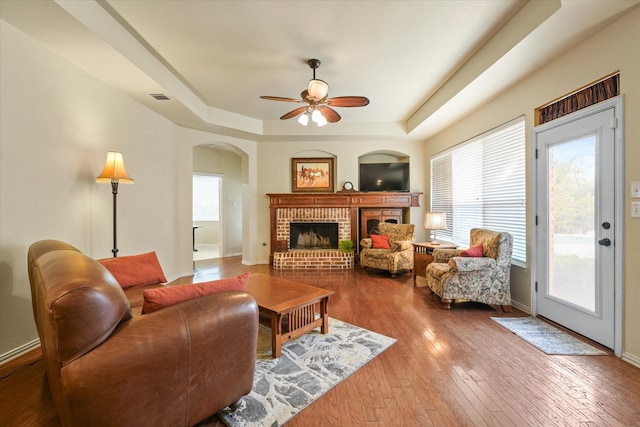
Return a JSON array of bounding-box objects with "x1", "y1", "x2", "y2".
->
[{"x1": 359, "y1": 163, "x2": 410, "y2": 192}]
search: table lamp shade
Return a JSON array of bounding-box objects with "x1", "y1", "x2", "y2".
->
[
  {"x1": 423, "y1": 212, "x2": 447, "y2": 230},
  {"x1": 96, "y1": 151, "x2": 134, "y2": 183}
]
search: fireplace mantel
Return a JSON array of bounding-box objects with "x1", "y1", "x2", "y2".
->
[
  {"x1": 267, "y1": 192, "x2": 422, "y2": 263},
  {"x1": 267, "y1": 192, "x2": 421, "y2": 208}
]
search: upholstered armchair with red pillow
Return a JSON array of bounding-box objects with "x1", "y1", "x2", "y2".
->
[
  {"x1": 422, "y1": 228, "x2": 513, "y2": 310},
  {"x1": 359, "y1": 223, "x2": 415, "y2": 277},
  {"x1": 27, "y1": 240, "x2": 258, "y2": 427}
]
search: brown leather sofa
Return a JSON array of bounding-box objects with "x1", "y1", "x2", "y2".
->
[{"x1": 28, "y1": 239, "x2": 258, "y2": 426}]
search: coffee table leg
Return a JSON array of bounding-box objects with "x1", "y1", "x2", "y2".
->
[
  {"x1": 320, "y1": 297, "x2": 329, "y2": 334},
  {"x1": 270, "y1": 313, "x2": 282, "y2": 358}
]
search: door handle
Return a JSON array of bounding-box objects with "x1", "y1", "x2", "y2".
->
[{"x1": 598, "y1": 238, "x2": 611, "y2": 246}]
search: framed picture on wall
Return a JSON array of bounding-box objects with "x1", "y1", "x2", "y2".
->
[{"x1": 291, "y1": 157, "x2": 334, "y2": 192}]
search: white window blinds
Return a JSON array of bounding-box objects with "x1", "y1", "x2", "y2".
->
[{"x1": 430, "y1": 117, "x2": 526, "y2": 264}]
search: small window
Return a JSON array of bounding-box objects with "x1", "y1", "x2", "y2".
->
[{"x1": 193, "y1": 174, "x2": 221, "y2": 222}]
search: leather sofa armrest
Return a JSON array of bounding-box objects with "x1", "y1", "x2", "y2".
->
[
  {"x1": 360, "y1": 238, "x2": 373, "y2": 249},
  {"x1": 59, "y1": 291, "x2": 258, "y2": 426},
  {"x1": 449, "y1": 256, "x2": 497, "y2": 272}
]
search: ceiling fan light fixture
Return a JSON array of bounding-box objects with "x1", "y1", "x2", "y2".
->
[
  {"x1": 260, "y1": 58, "x2": 368, "y2": 125},
  {"x1": 307, "y1": 79, "x2": 328, "y2": 100},
  {"x1": 311, "y1": 108, "x2": 323, "y2": 122},
  {"x1": 298, "y1": 113, "x2": 309, "y2": 126}
]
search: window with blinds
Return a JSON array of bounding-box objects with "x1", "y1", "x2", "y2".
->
[{"x1": 430, "y1": 117, "x2": 526, "y2": 265}]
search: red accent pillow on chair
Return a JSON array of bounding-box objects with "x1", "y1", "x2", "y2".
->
[
  {"x1": 459, "y1": 244, "x2": 484, "y2": 257},
  {"x1": 371, "y1": 234, "x2": 390, "y2": 249}
]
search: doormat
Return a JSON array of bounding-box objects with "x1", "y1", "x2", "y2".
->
[
  {"x1": 491, "y1": 316, "x2": 608, "y2": 355},
  {"x1": 218, "y1": 317, "x2": 396, "y2": 427}
]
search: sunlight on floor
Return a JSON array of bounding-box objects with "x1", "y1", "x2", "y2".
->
[{"x1": 193, "y1": 243, "x2": 220, "y2": 261}]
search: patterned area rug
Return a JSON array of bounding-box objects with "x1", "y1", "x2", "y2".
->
[
  {"x1": 218, "y1": 317, "x2": 396, "y2": 427},
  {"x1": 491, "y1": 316, "x2": 607, "y2": 355}
]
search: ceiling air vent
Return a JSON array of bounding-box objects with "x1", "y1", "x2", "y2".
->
[{"x1": 149, "y1": 93, "x2": 170, "y2": 101}]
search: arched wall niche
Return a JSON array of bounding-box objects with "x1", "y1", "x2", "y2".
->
[
  {"x1": 291, "y1": 149, "x2": 336, "y2": 159},
  {"x1": 358, "y1": 150, "x2": 410, "y2": 164}
]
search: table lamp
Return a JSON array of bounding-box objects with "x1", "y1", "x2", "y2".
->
[{"x1": 423, "y1": 212, "x2": 447, "y2": 245}]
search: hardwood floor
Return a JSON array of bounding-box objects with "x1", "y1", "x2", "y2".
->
[{"x1": 2, "y1": 257, "x2": 639, "y2": 426}]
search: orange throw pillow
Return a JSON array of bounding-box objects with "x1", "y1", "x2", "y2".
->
[
  {"x1": 99, "y1": 252, "x2": 167, "y2": 289},
  {"x1": 459, "y1": 244, "x2": 484, "y2": 257},
  {"x1": 370, "y1": 234, "x2": 390, "y2": 249},
  {"x1": 141, "y1": 272, "x2": 250, "y2": 314}
]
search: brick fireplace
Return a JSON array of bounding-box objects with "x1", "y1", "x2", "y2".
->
[
  {"x1": 272, "y1": 207, "x2": 354, "y2": 269},
  {"x1": 267, "y1": 192, "x2": 421, "y2": 270}
]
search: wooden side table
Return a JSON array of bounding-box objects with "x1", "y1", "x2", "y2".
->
[{"x1": 412, "y1": 242, "x2": 457, "y2": 281}]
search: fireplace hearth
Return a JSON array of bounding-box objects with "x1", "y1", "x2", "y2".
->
[{"x1": 289, "y1": 222, "x2": 338, "y2": 249}]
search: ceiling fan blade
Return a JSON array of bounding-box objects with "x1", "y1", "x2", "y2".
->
[
  {"x1": 260, "y1": 96, "x2": 302, "y2": 103},
  {"x1": 319, "y1": 106, "x2": 341, "y2": 123},
  {"x1": 327, "y1": 96, "x2": 370, "y2": 107},
  {"x1": 280, "y1": 106, "x2": 308, "y2": 120}
]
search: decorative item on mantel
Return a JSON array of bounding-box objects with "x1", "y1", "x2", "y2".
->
[
  {"x1": 423, "y1": 212, "x2": 447, "y2": 245},
  {"x1": 337, "y1": 181, "x2": 358, "y2": 193}
]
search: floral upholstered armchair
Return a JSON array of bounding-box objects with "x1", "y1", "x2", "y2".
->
[
  {"x1": 424, "y1": 228, "x2": 513, "y2": 310},
  {"x1": 360, "y1": 223, "x2": 415, "y2": 277}
]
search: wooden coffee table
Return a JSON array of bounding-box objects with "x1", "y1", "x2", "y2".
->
[{"x1": 246, "y1": 273, "x2": 334, "y2": 358}]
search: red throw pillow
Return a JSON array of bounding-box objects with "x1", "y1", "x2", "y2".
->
[
  {"x1": 459, "y1": 244, "x2": 484, "y2": 257},
  {"x1": 99, "y1": 252, "x2": 167, "y2": 289},
  {"x1": 141, "y1": 272, "x2": 250, "y2": 314},
  {"x1": 370, "y1": 234, "x2": 390, "y2": 249}
]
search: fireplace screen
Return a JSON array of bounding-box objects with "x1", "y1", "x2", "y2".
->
[{"x1": 289, "y1": 222, "x2": 339, "y2": 249}]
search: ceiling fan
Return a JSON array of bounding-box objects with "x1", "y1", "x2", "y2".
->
[{"x1": 260, "y1": 59, "x2": 370, "y2": 126}]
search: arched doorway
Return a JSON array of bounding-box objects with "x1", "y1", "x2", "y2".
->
[{"x1": 193, "y1": 145, "x2": 244, "y2": 261}]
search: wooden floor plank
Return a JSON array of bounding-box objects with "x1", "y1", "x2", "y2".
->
[{"x1": 2, "y1": 257, "x2": 640, "y2": 426}]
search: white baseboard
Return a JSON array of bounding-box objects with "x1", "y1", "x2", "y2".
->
[
  {"x1": 622, "y1": 351, "x2": 640, "y2": 368},
  {"x1": 241, "y1": 258, "x2": 270, "y2": 266},
  {"x1": 0, "y1": 339, "x2": 40, "y2": 365},
  {"x1": 511, "y1": 300, "x2": 531, "y2": 314}
]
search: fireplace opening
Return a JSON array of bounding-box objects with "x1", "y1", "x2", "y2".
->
[{"x1": 289, "y1": 222, "x2": 339, "y2": 249}]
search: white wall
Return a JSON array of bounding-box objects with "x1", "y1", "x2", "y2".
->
[{"x1": 0, "y1": 21, "x2": 185, "y2": 355}]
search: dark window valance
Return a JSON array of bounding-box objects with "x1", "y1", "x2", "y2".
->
[{"x1": 537, "y1": 73, "x2": 619, "y2": 125}]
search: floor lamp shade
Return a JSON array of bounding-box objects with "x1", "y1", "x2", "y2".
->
[
  {"x1": 96, "y1": 151, "x2": 134, "y2": 184},
  {"x1": 423, "y1": 212, "x2": 447, "y2": 244},
  {"x1": 97, "y1": 151, "x2": 133, "y2": 257}
]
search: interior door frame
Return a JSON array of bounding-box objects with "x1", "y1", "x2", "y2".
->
[{"x1": 530, "y1": 96, "x2": 624, "y2": 356}]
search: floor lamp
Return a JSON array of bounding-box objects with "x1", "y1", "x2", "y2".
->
[
  {"x1": 96, "y1": 151, "x2": 134, "y2": 257},
  {"x1": 423, "y1": 212, "x2": 447, "y2": 245}
]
